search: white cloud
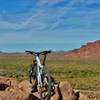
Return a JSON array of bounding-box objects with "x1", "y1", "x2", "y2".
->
[
  {"x1": 38, "y1": 0, "x2": 65, "y2": 6},
  {"x1": 0, "y1": 0, "x2": 100, "y2": 45},
  {"x1": 0, "y1": 32, "x2": 34, "y2": 44},
  {"x1": 0, "y1": 0, "x2": 83, "y2": 31},
  {"x1": 86, "y1": 0, "x2": 100, "y2": 4}
]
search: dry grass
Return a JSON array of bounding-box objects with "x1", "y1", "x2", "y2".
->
[{"x1": 0, "y1": 53, "x2": 100, "y2": 99}]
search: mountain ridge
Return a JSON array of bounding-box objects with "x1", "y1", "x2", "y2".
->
[{"x1": 65, "y1": 40, "x2": 100, "y2": 59}]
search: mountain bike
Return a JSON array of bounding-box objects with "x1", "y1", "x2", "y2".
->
[{"x1": 25, "y1": 50, "x2": 54, "y2": 100}]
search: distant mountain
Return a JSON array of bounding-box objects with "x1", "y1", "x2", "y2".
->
[
  {"x1": 0, "y1": 51, "x2": 3, "y2": 53},
  {"x1": 65, "y1": 40, "x2": 100, "y2": 59},
  {"x1": 0, "y1": 51, "x2": 67, "y2": 60},
  {"x1": 0, "y1": 40, "x2": 100, "y2": 60}
]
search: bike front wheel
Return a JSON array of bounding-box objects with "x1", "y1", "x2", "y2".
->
[{"x1": 39, "y1": 70, "x2": 51, "y2": 100}]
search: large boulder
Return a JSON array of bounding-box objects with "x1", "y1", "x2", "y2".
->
[
  {"x1": 59, "y1": 81, "x2": 77, "y2": 100},
  {"x1": 51, "y1": 81, "x2": 90, "y2": 100},
  {"x1": 0, "y1": 76, "x2": 18, "y2": 91},
  {"x1": 18, "y1": 80, "x2": 32, "y2": 93},
  {"x1": 0, "y1": 77, "x2": 40, "y2": 100},
  {"x1": 0, "y1": 89, "x2": 40, "y2": 100}
]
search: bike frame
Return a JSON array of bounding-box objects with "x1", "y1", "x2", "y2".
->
[{"x1": 35, "y1": 55, "x2": 44, "y2": 90}]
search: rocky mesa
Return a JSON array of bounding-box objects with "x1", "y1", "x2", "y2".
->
[{"x1": 65, "y1": 40, "x2": 100, "y2": 59}]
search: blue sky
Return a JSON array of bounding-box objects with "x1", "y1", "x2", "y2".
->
[{"x1": 0, "y1": 0, "x2": 100, "y2": 52}]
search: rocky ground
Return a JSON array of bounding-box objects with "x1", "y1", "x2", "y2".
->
[{"x1": 0, "y1": 76, "x2": 90, "y2": 100}]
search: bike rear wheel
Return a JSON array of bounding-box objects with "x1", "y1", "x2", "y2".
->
[{"x1": 39, "y1": 70, "x2": 51, "y2": 100}]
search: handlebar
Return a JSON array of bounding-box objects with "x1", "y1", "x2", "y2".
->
[
  {"x1": 25, "y1": 50, "x2": 51, "y2": 56},
  {"x1": 26, "y1": 50, "x2": 51, "y2": 66},
  {"x1": 25, "y1": 51, "x2": 35, "y2": 55}
]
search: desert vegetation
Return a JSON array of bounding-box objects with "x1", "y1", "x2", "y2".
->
[{"x1": 0, "y1": 53, "x2": 100, "y2": 99}]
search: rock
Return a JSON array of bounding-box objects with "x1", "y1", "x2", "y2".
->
[
  {"x1": 0, "y1": 90, "x2": 40, "y2": 100},
  {"x1": 28, "y1": 94, "x2": 40, "y2": 100},
  {"x1": 18, "y1": 80, "x2": 32, "y2": 93},
  {"x1": 0, "y1": 83, "x2": 29, "y2": 100},
  {"x1": 65, "y1": 40, "x2": 100, "y2": 59},
  {"x1": 59, "y1": 81, "x2": 76, "y2": 100},
  {"x1": 79, "y1": 93, "x2": 90, "y2": 100},
  {"x1": 0, "y1": 76, "x2": 18, "y2": 91},
  {"x1": 0, "y1": 76, "x2": 90, "y2": 100},
  {"x1": 0, "y1": 81, "x2": 39, "y2": 100},
  {"x1": 0, "y1": 77, "x2": 40, "y2": 100}
]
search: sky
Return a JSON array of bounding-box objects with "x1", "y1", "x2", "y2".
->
[{"x1": 0, "y1": 0, "x2": 100, "y2": 52}]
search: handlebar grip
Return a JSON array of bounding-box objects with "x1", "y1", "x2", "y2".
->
[
  {"x1": 47, "y1": 50, "x2": 52, "y2": 53},
  {"x1": 25, "y1": 51, "x2": 29, "y2": 52},
  {"x1": 42, "y1": 50, "x2": 51, "y2": 55},
  {"x1": 25, "y1": 51, "x2": 34, "y2": 54}
]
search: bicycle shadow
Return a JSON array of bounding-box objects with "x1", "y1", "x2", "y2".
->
[{"x1": 28, "y1": 94, "x2": 40, "y2": 100}]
